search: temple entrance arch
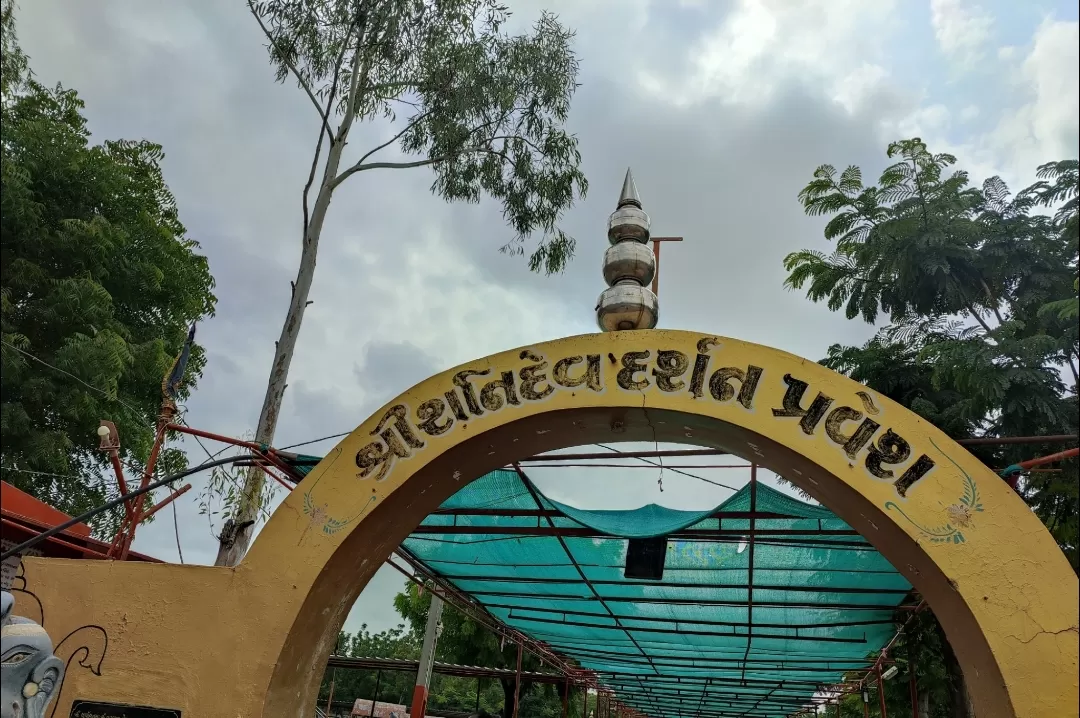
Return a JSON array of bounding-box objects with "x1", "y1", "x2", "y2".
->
[
  {"x1": 18, "y1": 330, "x2": 1077, "y2": 717},
  {"x1": 242, "y1": 329, "x2": 1077, "y2": 718}
]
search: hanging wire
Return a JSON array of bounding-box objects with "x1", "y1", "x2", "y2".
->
[
  {"x1": 593, "y1": 443, "x2": 740, "y2": 492},
  {"x1": 1, "y1": 339, "x2": 146, "y2": 417},
  {"x1": 279, "y1": 431, "x2": 351, "y2": 450},
  {"x1": 172, "y1": 498, "x2": 185, "y2": 564}
]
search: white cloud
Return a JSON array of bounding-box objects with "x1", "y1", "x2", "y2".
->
[
  {"x1": 640, "y1": 0, "x2": 897, "y2": 108},
  {"x1": 930, "y1": 0, "x2": 995, "y2": 70},
  {"x1": 991, "y1": 18, "x2": 1080, "y2": 172},
  {"x1": 937, "y1": 17, "x2": 1080, "y2": 190},
  {"x1": 831, "y1": 63, "x2": 891, "y2": 115}
]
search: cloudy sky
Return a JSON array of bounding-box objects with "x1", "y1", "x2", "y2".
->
[{"x1": 16, "y1": 0, "x2": 1079, "y2": 634}]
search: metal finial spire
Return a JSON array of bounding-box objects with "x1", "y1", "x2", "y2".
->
[
  {"x1": 596, "y1": 169, "x2": 658, "y2": 332},
  {"x1": 617, "y1": 168, "x2": 642, "y2": 209}
]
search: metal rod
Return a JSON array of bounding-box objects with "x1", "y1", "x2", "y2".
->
[
  {"x1": 0, "y1": 517, "x2": 112, "y2": 559},
  {"x1": 515, "y1": 435, "x2": 1077, "y2": 465},
  {"x1": 650, "y1": 236, "x2": 683, "y2": 296},
  {"x1": 956, "y1": 434, "x2": 1077, "y2": 446},
  {"x1": 512, "y1": 641, "x2": 523, "y2": 718},
  {"x1": 410, "y1": 524, "x2": 861, "y2": 538},
  {"x1": 430, "y1": 508, "x2": 801, "y2": 520},
  {"x1": 513, "y1": 463, "x2": 662, "y2": 678},
  {"x1": 877, "y1": 664, "x2": 888, "y2": 717},
  {"x1": 515, "y1": 462, "x2": 752, "y2": 469},
  {"x1": 742, "y1": 464, "x2": 757, "y2": 685},
  {"x1": 444, "y1": 576, "x2": 906, "y2": 595},
  {"x1": 385, "y1": 554, "x2": 584, "y2": 680},
  {"x1": 504, "y1": 612, "x2": 869, "y2": 643},
  {"x1": 325, "y1": 667, "x2": 337, "y2": 715},
  {"x1": 1, "y1": 454, "x2": 244, "y2": 562},
  {"x1": 522, "y1": 448, "x2": 727, "y2": 462},
  {"x1": 909, "y1": 641, "x2": 919, "y2": 718},
  {"x1": 484, "y1": 601, "x2": 893, "y2": 630},
  {"x1": 459, "y1": 589, "x2": 915, "y2": 610},
  {"x1": 135, "y1": 483, "x2": 192, "y2": 522},
  {"x1": 370, "y1": 669, "x2": 381, "y2": 717}
]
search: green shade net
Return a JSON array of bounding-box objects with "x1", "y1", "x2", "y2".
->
[{"x1": 402, "y1": 469, "x2": 911, "y2": 718}]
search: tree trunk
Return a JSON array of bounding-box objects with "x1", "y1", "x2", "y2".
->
[
  {"x1": 937, "y1": 621, "x2": 974, "y2": 718},
  {"x1": 498, "y1": 678, "x2": 532, "y2": 718},
  {"x1": 919, "y1": 691, "x2": 930, "y2": 718},
  {"x1": 213, "y1": 136, "x2": 349, "y2": 566},
  {"x1": 213, "y1": 13, "x2": 373, "y2": 567}
]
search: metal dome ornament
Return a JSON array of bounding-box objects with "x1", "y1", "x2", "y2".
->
[{"x1": 596, "y1": 169, "x2": 659, "y2": 332}]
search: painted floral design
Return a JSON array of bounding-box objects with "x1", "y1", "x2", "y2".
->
[
  {"x1": 885, "y1": 438, "x2": 985, "y2": 545},
  {"x1": 946, "y1": 503, "x2": 973, "y2": 528}
]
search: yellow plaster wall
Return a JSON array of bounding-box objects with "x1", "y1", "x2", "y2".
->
[{"x1": 14, "y1": 331, "x2": 1079, "y2": 718}]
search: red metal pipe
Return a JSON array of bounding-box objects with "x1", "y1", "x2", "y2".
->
[
  {"x1": 107, "y1": 449, "x2": 133, "y2": 521},
  {"x1": 0, "y1": 517, "x2": 109, "y2": 559},
  {"x1": 957, "y1": 434, "x2": 1077, "y2": 446},
  {"x1": 1002, "y1": 447, "x2": 1078, "y2": 488},
  {"x1": 167, "y1": 423, "x2": 263, "y2": 451},
  {"x1": 167, "y1": 423, "x2": 299, "y2": 481},
  {"x1": 877, "y1": 666, "x2": 888, "y2": 717},
  {"x1": 135, "y1": 484, "x2": 192, "y2": 522},
  {"x1": 119, "y1": 421, "x2": 171, "y2": 559},
  {"x1": 1018, "y1": 446, "x2": 1078, "y2": 470}
]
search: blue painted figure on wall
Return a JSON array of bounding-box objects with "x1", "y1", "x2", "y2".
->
[{"x1": 1, "y1": 590, "x2": 64, "y2": 718}]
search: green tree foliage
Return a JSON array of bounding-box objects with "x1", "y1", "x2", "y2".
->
[
  {"x1": 252, "y1": 0, "x2": 588, "y2": 273},
  {"x1": 394, "y1": 583, "x2": 585, "y2": 718},
  {"x1": 785, "y1": 139, "x2": 1078, "y2": 716},
  {"x1": 0, "y1": 16, "x2": 217, "y2": 535},
  {"x1": 317, "y1": 624, "x2": 422, "y2": 712},
  {"x1": 1, "y1": 0, "x2": 28, "y2": 95},
  {"x1": 317, "y1": 591, "x2": 590, "y2": 718}
]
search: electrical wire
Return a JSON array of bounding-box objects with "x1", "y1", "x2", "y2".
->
[
  {"x1": 171, "y1": 498, "x2": 185, "y2": 564},
  {"x1": 593, "y1": 443, "x2": 740, "y2": 492},
  {"x1": 1, "y1": 454, "x2": 245, "y2": 562},
  {"x1": 278, "y1": 431, "x2": 351, "y2": 451},
  {"x1": 1, "y1": 339, "x2": 145, "y2": 417},
  {"x1": 174, "y1": 415, "x2": 274, "y2": 523}
]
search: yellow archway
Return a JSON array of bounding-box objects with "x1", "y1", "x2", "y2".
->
[{"x1": 19, "y1": 331, "x2": 1079, "y2": 718}]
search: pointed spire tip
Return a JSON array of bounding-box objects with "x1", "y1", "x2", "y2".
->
[{"x1": 618, "y1": 167, "x2": 642, "y2": 209}]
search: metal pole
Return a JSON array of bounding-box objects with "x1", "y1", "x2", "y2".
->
[
  {"x1": 649, "y1": 236, "x2": 683, "y2": 297},
  {"x1": 326, "y1": 668, "x2": 337, "y2": 715},
  {"x1": 370, "y1": 670, "x2": 382, "y2": 717},
  {"x1": 561, "y1": 680, "x2": 570, "y2": 718},
  {"x1": 476, "y1": 677, "x2": 482, "y2": 713},
  {"x1": 877, "y1": 665, "x2": 889, "y2": 717},
  {"x1": 410, "y1": 593, "x2": 444, "y2": 718},
  {"x1": 582, "y1": 685, "x2": 589, "y2": 718},
  {"x1": 327, "y1": 635, "x2": 341, "y2": 716},
  {"x1": 512, "y1": 642, "x2": 523, "y2": 718},
  {"x1": 908, "y1": 644, "x2": 919, "y2": 718}
]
